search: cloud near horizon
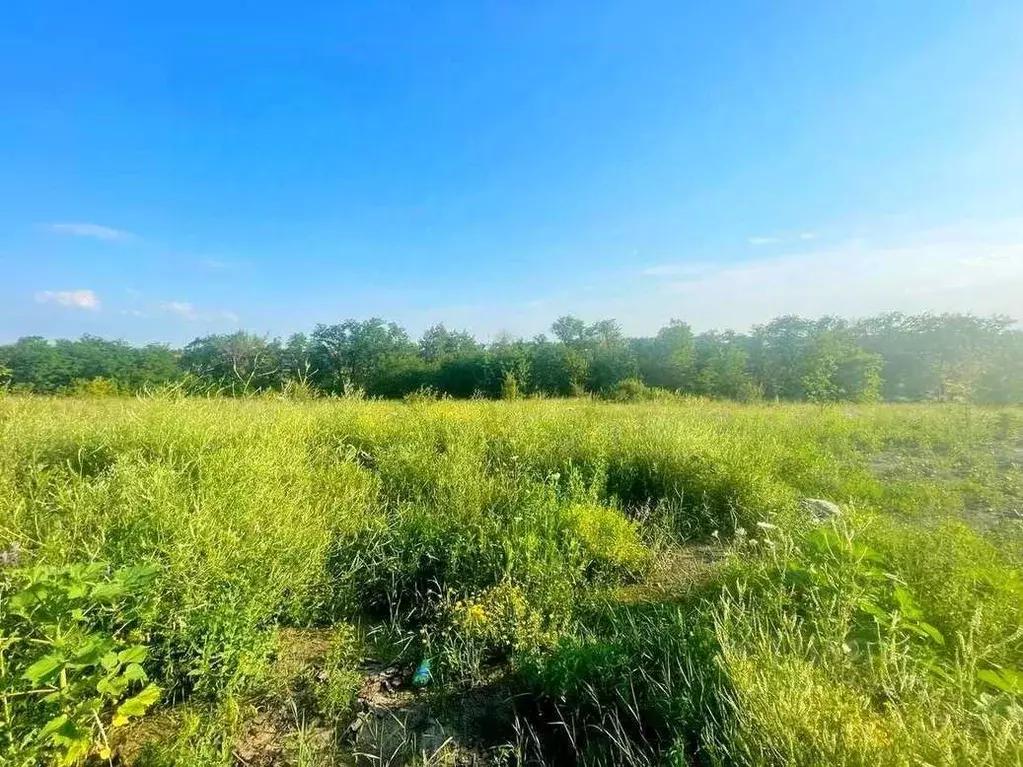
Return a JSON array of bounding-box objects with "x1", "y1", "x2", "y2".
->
[
  {"x1": 34, "y1": 289, "x2": 101, "y2": 310},
  {"x1": 160, "y1": 301, "x2": 199, "y2": 321},
  {"x1": 159, "y1": 301, "x2": 240, "y2": 325},
  {"x1": 628, "y1": 224, "x2": 1023, "y2": 332},
  {"x1": 749, "y1": 231, "x2": 817, "y2": 246},
  {"x1": 44, "y1": 222, "x2": 135, "y2": 241},
  {"x1": 294, "y1": 222, "x2": 1023, "y2": 343}
]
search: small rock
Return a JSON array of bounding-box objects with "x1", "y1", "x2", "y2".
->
[
  {"x1": 0, "y1": 542, "x2": 20, "y2": 568},
  {"x1": 801, "y1": 498, "x2": 842, "y2": 523}
]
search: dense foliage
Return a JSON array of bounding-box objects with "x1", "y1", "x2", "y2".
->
[
  {"x1": 1, "y1": 398, "x2": 1021, "y2": 764},
  {"x1": 3, "y1": 311, "x2": 1022, "y2": 403}
]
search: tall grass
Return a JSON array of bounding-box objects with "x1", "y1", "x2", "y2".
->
[{"x1": 1, "y1": 397, "x2": 1021, "y2": 764}]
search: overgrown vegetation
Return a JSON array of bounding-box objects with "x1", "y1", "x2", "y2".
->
[
  {"x1": 4, "y1": 311, "x2": 1023, "y2": 403},
  {"x1": 1, "y1": 397, "x2": 1021, "y2": 765}
]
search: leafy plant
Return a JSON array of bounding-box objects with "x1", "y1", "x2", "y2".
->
[{"x1": 1, "y1": 562, "x2": 162, "y2": 765}]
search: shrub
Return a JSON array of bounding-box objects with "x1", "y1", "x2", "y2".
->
[
  {"x1": 70, "y1": 377, "x2": 121, "y2": 398},
  {"x1": 605, "y1": 377, "x2": 659, "y2": 402},
  {"x1": 564, "y1": 504, "x2": 651, "y2": 577},
  {"x1": 500, "y1": 371, "x2": 521, "y2": 400},
  {"x1": 439, "y1": 581, "x2": 561, "y2": 678}
]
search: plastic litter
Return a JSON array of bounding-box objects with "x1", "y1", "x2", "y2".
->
[{"x1": 412, "y1": 657, "x2": 432, "y2": 687}]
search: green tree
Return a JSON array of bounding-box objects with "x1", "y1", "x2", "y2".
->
[
  {"x1": 694, "y1": 332, "x2": 759, "y2": 401},
  {"x1": 181, "y1": 333, "x2": 283, "y2": 393},
  {"x1": 551, "y1": 315, "x2": 590, "y2": 346},
  {"x1": 310, "y1": 319, "x2": 416, "y2": 395},
  {"x1": 635, "y1": 320, "x2": 696, "y2": 390},
  {"x1": 419, "y1": 324, "x2": 482, "y2": 363}
]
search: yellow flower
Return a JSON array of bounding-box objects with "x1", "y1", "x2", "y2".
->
[{"x1": 465, "y1": 602, "x2": 488, "y2": 626}]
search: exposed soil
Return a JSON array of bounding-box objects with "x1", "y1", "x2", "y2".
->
[{"x1": 231, "y1": 630, "x2": 512, "y2": 766}]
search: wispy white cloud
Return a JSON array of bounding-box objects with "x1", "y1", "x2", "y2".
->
[
  {"x1": 200, "y1": 259, "x2": 239, "y2": 270},
  {"x1": 160, "y1": 301, "x2": 199, "y2": 321},
  {"x1": 44, "y1": 222, "x2": 135, "y2": 241},
  {"x1": 640, "y1": 262, "x2": 717, "y2": 278},
  {"x1": 750, "y1": 231, "x2": 818, "y2": 246},
  {"x1": 641, "y1": 264, "x2": 688, "y2": 277},
  {"x1": 157, "y1": 301, "x2": 239, "y2": 324},
  {"x1": 479, "y1": 220, "x2": 1023, "y2": 339},
  {"x1": 636, "y1": 223, "x2": 1023, "y2": 331},
  {"x1": 34, "y1": 289, "x2": 101, "y2": 310}
]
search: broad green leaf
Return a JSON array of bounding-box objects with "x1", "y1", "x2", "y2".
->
[
  {"x1": 857, "y1": 600, "x2": 890, "y2": 622},
  {"x1": 39, "y1": 714, "x2": 69, "y2": 738},
  {"x1": 9, "y1": 583, "x2": 47, "y2": 612},
  {"x1": 112, "y1": 683, "x2": 161, "y2": 726},
  {"x1": 122, "y1": 663, "x2": 148, "y2": 682},
  {"x1": 916, "y1": 620, "x2": 945, "y2": 646},
  {"x1": 90, "y1": 581, "x2": 126, "y2": 601},
  {"x1": 66, "y1": 581, "x2": 89, "y2": 599},
  {"x1": 851, "y1": 542, "x2": 884, "y2": 564},
  {"x1": 116, "y1": 563, "x2": 161, "y2": 590},
  {"x1": 118, "y1": 645, "x2": 148, "y2": 664},
  {"x1": 807, "y1": 528, "x2": 846, "y2": 555},
  {"x1": 892, "y1": 585, "x2": 923, "y2": 619},
  {"x1": 97, "y1": 674, "x2": 129, "y2": 697},
  {"x1": 73, "y1": 638, "x2": 112, "y2": 666},
  {"x1": 978, "y1": 667, "x2": 1023, "y2": 694},
  {"x1": 23, "y1": 654, "x2": 64, "y2": 685},
  {"x1": 59, "y1": 734, "x2": 92, "y2": 767}
]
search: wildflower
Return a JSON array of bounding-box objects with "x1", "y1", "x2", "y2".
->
[{"x1": 466, "y1": 603, "x2": 488, "y2": 626}]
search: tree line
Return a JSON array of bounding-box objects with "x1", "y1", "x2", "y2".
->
[{"x1": 2, "y1": 312, "x2": 1022, "y2": 403}]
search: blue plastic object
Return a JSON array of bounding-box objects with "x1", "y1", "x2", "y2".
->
[{"x1": 412, "y1": 658, "x2": 432, "y2": 687}]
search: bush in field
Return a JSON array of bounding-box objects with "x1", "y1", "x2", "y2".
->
[
  {"x1": 439, "y1": 581, "x2": 561, "y2": 678},
  {"x1": 402, "y1": 385, "x2": 443, "y2": 404},
  {"x1": 565, "y1": 504, "x2": 651, "y2": 576},
  {"x1": 604, "y1": 377, "x2": 664, "y2": 402},
  {"x1": 500, "y1": 370, "x2": 521, "y2": 400},
  {"x1": 69, "y1": 377, "x2": 121, "y2": 398}
]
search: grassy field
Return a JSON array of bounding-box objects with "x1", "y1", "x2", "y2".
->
[{"x1": 2, "y1": 396, "x2": 1022, "y2": 766}]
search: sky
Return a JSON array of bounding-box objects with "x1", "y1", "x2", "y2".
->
[{"x1": 2, "y1": 1, "x2": 1023, "y2": 345}]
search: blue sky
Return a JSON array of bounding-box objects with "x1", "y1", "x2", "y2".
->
[{"x1": 2, "y1": 1, "x2": 1022, "y2": 344}]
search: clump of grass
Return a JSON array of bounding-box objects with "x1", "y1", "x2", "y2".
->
[
  {"x1": 315, "y1": 625, "x2": 363, "y2": 720},
  {"x1": 564, "y1": 503, "x2": 652, "y2": 577}
]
